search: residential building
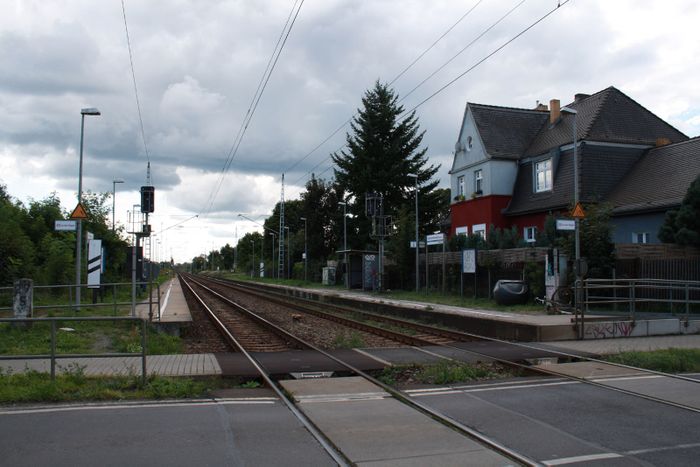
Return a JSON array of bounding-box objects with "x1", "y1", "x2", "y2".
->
[{"x1": 449, "y1": 86, "x2": 692, "y2": 243}]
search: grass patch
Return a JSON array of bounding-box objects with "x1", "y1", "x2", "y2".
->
[
  {"x1": 0, "y1": 321, "x2": 183, "y2": 357},
  {"x1": 604, "y1": 348, "x2": 700, "y2": 373},
  {"x1": 377, "y1": 361, "x2": 513, "y2": 386},
  {"x1": 0, "y1": 367, "x2": 233, "y2": 403},
  {"x1": 332, "y1": 331, "x2": 365, "y2": 349}
]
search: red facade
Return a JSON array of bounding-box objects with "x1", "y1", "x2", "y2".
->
[{"x1": 450, "y1": 195, "x2": 512, "y2": 236}]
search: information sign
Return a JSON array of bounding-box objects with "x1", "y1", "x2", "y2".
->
[
  {"x1": 462, "y1": 249, "x2": 476, "y2": 273},
  {"x1": 556, "y1": 219, "x2": 576, "y2": 231},
  {"x1": 426, "y1": 233, "x2": 444, "y2": 245},
  {"x1": 54, "y1": 220, "x2": 77, "y2": 231}
]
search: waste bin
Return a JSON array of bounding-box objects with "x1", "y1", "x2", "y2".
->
[{"x1": 493, "y1": 280, "x2": 529, "y2": 305}]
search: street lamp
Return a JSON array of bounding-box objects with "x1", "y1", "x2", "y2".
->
[
  {"x1": 284, "y1": 225, "x2": 290, "y2": 279},
  {"x1": 268, "y1": 231, "x2": 276, "y2": 278},
  {"x1": 408, "y1": 173, "x2": 419, "y2": 291},
  {"x1": 75, "y1": 107, "x2": 101, "y2": 310},
  {"x1": 338, "y1": 201, "x2": 348, "y2": 288},
  {"x1": 561, "y1": 106, "x2": 581, "y2": 322},
  {"x1": 300, "y1": 217, "x2": 307, "y2": 282},
  {"x1": 250, "y1": 239, "x2": 255, "y2": 278},
  {"x1": 112, "y1": 178, "x2": 124, "y2": 232}
]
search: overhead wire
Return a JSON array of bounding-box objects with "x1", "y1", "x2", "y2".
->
[
  {"x1": 284, "y1": 0, "x2": 484, "y2": 177},
  {"x1": 298, "y1": 0, "x2": 570, "y2": 184},
  {"x1": 120, "y1": 0, "x2": 152, "y2": 180},
  {"x1": 201, "y1": 0, "x2": 305, "y2": 219}
]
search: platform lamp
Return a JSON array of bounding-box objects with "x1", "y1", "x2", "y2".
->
[
  {"x1": 407, "y1": 173, "x2": 419, "y2": 291},
  {"x1": 561, "y1": 107, "x2": 580, "y2": 307},
  {"x1": 75, "y1": 107, "x2": 101, "y2": 310},
  {"x1": 300, "y1": 217, "x2": 307, "y2": 282},
  {"x1": 268, "y1": 231, "x2": 276, "y2": 279},
  {"x1": 112, "y1": 178, "x2": 124, "y2": 232},
  {"x1": 338, "y1": 202, "x2": 348, "y2": 288}
]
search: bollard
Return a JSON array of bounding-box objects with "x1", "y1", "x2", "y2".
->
[{"x1": 13, "y1": 279, "x2": 33, "y2": 328}]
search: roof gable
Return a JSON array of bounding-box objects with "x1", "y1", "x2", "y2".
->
[{"x1": 468, "y1": 103, "x2": 548, "y2": 160}]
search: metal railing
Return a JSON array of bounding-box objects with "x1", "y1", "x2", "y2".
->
[
  {"x1": 0, "y1": 316, "x2": 147, "y2": 384},
  {"x1": 0, "y1": 281, "x2": 161, "y2": 321},
  {"x1": 582, "y1": 278, "x2": 700, "y2": 322}
]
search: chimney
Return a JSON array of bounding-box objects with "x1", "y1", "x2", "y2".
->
[
  {"x1": 549, "y1": 99, "x2": 560, "y2": 124},
  {"x1": 656, "y1": 137, "x2": 671, "y2": 147},
  {"x1": 574, "y1": 93, "x2": 590, "y2": 103}
]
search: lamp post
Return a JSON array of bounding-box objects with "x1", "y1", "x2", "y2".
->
[
  {"x1": 408, "y1": 173, "x2": 419, "y2": 291},
  {"x1": 75, "y1": 107, "x2": 101, "y2": 310},
  {"x1": 284, "y1": 226, "x2": 290, "y2": 279},
  {"x1": 250, "y1": 239, "x2": 255, "y2": 278},
  {"x1": 338, "y1": 202, "x2": 348, "y2": 288},
  {"x1": 300, "y1": 217, "x2": 307, "y2": 282},
  {"x1": 562, "y1": 106, "x2": 581, "y2": 332},
  {"x1": 268, "y1": 231, "x2": 276, "y2": 278},
  {"x1": 112, "y1": 178, "x2": 124, "y2": 232}
]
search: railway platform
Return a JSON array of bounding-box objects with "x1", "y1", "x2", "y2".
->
[
  {"x1": 135, "y1": 277, "x2": 192, "y2": 323},
  {"x1": 242, "y1": 280, "x2": 700, "y2": 342}
]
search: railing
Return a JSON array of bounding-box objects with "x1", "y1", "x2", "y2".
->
[
  {"x1": 0, "y1": 281, "x2": 161, "y2": 321},
  {"x1": 582, "y1": 278, "x2": 700, "y2": 322},
  {"x1": 0, "y1": 316, "x2": 147, "y2": 384}
]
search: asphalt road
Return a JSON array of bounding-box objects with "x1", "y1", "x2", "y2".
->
[
  {"x1": 0, "y1": 397, "x2": 334, "y2": 467},
  {"x1": 409, "y1": 374, "x2": 700, "y2": 466}
]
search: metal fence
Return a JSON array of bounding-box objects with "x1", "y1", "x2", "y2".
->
[
  {"x1": 0, "y1": 281, "x2": 161, "y2": 321},
  {"x1": 582, "y1": 278, "x2": 700, "y2": 321},
  {"x1": 0, "y1": 316, "x2": 147, "y2": 384}
]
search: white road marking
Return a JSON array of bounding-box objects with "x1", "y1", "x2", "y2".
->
[
  {"x1": 0, "y1": 398, "x2": 276, "y2": 415},
  {"x1": 353, "y1": 348, "x2": 394, "y2": 366},
  {"x1": 625, "y1": 442, "x2": 700, "y2": 455},
  {"x1": 160, "y1": 280, "x2": 173, "y2": 318},
  {"x1": 411, "y1": 346, "x2": 455, "y2": 362},
  {"x1": 543, "y1": 452, "x2": 623, "y2": 465}
]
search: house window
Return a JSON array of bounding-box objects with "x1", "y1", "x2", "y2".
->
[
  {"x1": 472, "y1": 223, "x2": 486, "y2": 239},
  {"x1": 455, "y1": 226, "x2": 468, "y2": 236},
  {"x1": 474, "y1": 169, "x2": 483, "y2": 194},
  {"x1": 535, "y1": 158, "x2": 552, "y2": 192},
  {"x1": 457, "y1": 175, "x2": 465, "y2": 197},
  {"x1": 632, "y1": 232, "x2": 650, "y2": 244},
  {"x1": 524, "y1": 226, "x2": 537, "y2": 243},
  {"x1": 467, "y1": 136, "x2": 473, "y2": 151}
]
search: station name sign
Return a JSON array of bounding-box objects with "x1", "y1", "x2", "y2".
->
[
  {"x1": 556, "y1": 219, "x2": 576, "y2": 231},
  {"x1": 54, "y1": 220, "x2": 77, "y2": 231}
]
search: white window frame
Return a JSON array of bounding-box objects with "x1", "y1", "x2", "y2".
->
[
  {"x1": 534, "y1": 158, "x2": 552, "y2": 193},
  {"x1": 472, "y1": 223, "x2": 486, "y2": 239},
  {"x1": 632, "y1": 232, "x2": 650, "y2": 244},
  {"x1": 457, "y1": 175, "x2": 465, "y2": 197},
  {"x1": 524, "y1": 226, "x2": 537, "y2": 243},
  {"x1": 455, "y1": 226, "x2": 468, "y2": 236},
  {"x1": 474, "y1": 169, "x2": 483, "y2": 194}
]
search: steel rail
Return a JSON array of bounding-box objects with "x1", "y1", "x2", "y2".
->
[
  {"x1": 178, "y1": 274, "x2": 350, "y2": 466},
  {"x1": 186, "y1": 274, "x2": 539, "y2": 466},
  {"x1": 213, "y1": 276, "x2": 700, "y2": 414}
]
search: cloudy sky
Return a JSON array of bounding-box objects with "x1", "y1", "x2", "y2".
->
[{"x1": 1, "y1": 0, "x2": 698, "y2": 263}]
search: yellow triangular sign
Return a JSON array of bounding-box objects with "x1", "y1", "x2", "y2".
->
[
  {"x1": 571, "y1": 202, "x2": 585, "y2": 219},
  {"x1": 69, "y1": 203, "x2": 88, "y2": 220}
]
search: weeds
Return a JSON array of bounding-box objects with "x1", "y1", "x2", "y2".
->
[
  {"x1": 332, "y1": 331, "x2": 365, "y2": 349},
  {"x1": 604, "y1": 348, "x2": 700, "y2": 373}
]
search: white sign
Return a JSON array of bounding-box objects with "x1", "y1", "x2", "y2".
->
[
  {"x1": 410, "y1": 241, "x2": 426, "y2": 248},
  {"x1": 302, "y1": 252, "x2": 306, "y2": 260},
  {"x1": 462, "y1": 249, "x2": 476, "y2": 273},
  {"x1": 87, "y1": 231, "x2": 95, "y2": 241},
  {"x1": 556, "y1": 219, "x2": 576, "y2": 231},
  {"x1": 87, "y1": 239, "x2": 102, "y2": 289},
  {"x1": 54, "y1": 220, "x2": 77, "y2": 231},
  {"x1": 426, "y1": 233, "x2": 444, "y2": 245}
]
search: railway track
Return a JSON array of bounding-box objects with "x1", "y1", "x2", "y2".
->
[
  {"x1": 178, "y1": 273, "x2": 538, "y2": 466},
  {"x1": 197, "y1": 274, "x2": 700, "y2": 415}
]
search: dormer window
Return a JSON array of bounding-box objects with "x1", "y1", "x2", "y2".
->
[{"x1": 534, "y1": 158, "x2": 552, "y2": 192}]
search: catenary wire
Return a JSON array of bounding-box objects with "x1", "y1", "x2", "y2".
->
[
  {"x1": 121, "y1": 0, "x2": 152, "y2": 181},
  {"x1": 298, "y1": 0, "x2": 571, "y2": 185},
  {"x1": 283, "y1": 0, "x2": 484, "y2": 176},
  {"x1": 201, "y1": 0, "x2": 305, "y2": 218}
]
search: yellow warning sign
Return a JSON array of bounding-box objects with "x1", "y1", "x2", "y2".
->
[
  {"x1": 571, "y1": 202, "x2": 586, "y2": 219},
  {"x1": 69, "y1": 203, "x2": 88, "y2": 220}
]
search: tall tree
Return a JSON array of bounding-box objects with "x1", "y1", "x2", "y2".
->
[{"x1": 332, "y1": 81, "x2": 440, "y2": 248}]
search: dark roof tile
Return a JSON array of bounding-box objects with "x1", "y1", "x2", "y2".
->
[{"x1": 468, "y1": 104, "x2": 548, "y2": 160}]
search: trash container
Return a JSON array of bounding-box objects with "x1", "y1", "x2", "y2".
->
[{"x1": 493, "y1": 280, "x2": 529, "y2": 305}]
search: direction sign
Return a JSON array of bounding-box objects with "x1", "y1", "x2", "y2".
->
[
  {"x1": 426, "y1": 233, "x2": 445, "y2": 245},
  {"x1": 410, "y1": 241, "x2": 426, "y2": 248},
  {"x1": 69, "y1": 203, "x2": 88, "y2": 220},
  {"x1": 571, "y1": 202, "x2": 586, "y2": 219},
  {"x1": 54, "y1": 220, "x2": 77, "y2": 231},
  {"x1": 556, "y1": 219, "x2": 576, "y2": 231}
]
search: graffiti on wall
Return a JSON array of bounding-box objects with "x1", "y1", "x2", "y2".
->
[{"x1": 583, "y1": 321, "x2": 635, "y2": 339}]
